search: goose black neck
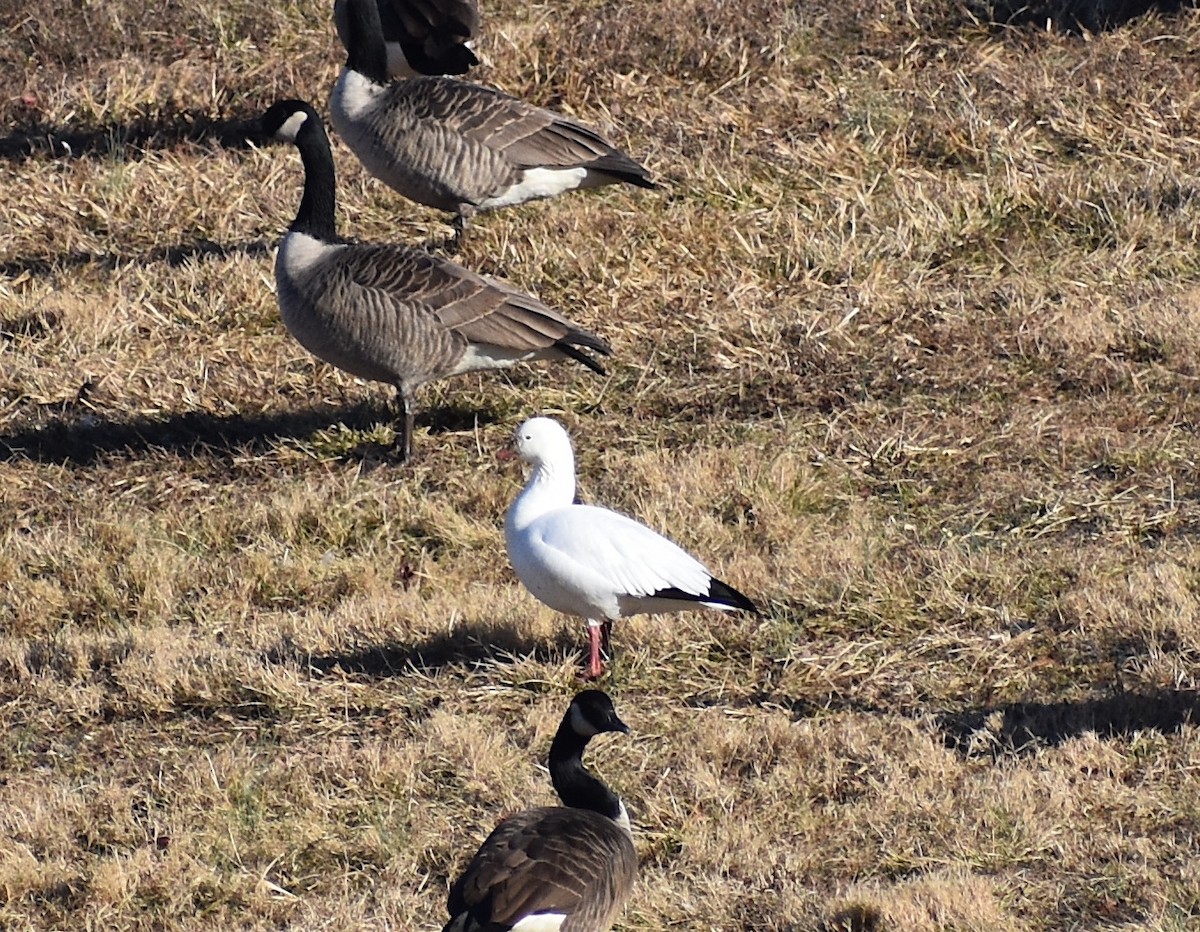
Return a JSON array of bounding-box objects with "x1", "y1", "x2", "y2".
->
[
  {"x1": 290, "y1": 119, "x2": 339, "y2": 243},
  {"x1": 548, "y1": 717, "x2": 623, "y2": 821},
  {"x1": 344, "y1": 0, "x2": 390, "y2": 84}
]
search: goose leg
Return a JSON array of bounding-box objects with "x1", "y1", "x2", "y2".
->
[
  {"x1": 449, "y1": 208, "x2": 475, "y2": 253},
  {"x1": 394, "y1": 385, "x2": 415, "y2": 462},
  {"x1": 585, "y1": 622, "x2": 605, "y2": 680}
]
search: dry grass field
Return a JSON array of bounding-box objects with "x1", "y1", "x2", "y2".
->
[{"x1": 3, "y1": 0, "x2": 1200, "y2": 928}]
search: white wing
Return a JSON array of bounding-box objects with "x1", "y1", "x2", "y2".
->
[{"x1": 531, "y1": 505, "x2": 713, "y2": 601}]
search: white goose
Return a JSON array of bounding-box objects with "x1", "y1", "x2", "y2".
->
[{"x1": 504, "y1": 417, "x2": 759, "y2": 679}]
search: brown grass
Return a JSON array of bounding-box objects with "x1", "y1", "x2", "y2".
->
[{"x1": 3, "y1": 0, "x2": 1200, "y2": 928}]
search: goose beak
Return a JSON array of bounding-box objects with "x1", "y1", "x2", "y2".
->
[
  {"x1": 496, "y1": 436, "x2": 517, "y2": 463},
  {"x1": 610, "y1": 715, "x2": 630, "y2": 735}
]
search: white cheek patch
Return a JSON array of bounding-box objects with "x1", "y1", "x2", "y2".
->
[
  {"x1": 480, "y1": 167, "x2": 589, "y2": 210},
  {"x1": 385, "y1": 41, "x2": 419, "y2": 79},
  {"x1": 568, "y1": 703, "x2": 598, "y2": 737},
  {"x1": 275, "y1": 110, "x2": 309, "y2": 142},
  {"x1": 614, "y1": 801, "x2": 632, "y2": 835}
]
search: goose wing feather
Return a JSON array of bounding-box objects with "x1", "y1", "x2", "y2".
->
[
  {"x1": 531, "y1": 505, "x2": 714, "y2": 603},
  {"x1": 405, "y1": 78, "x2": 648, "y2": 174},
  {"x1": 447, "y1": 807, "x2": 635, "y2": 929},
  {"x1": 333, "y1": 245, "x2": 605, "y2": 355}
]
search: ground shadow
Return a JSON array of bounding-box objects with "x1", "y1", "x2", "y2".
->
[
  {"x1": 938, "y1": 689, "x2": 1200, "y2": 756},
  {"x1": 683, "y1": 690, "x2": 886, "y2": 721},
  {"x1": 0, "y1": 112, "x2": 264, "y2": 161},
  {"x1": 270, "y1": 622, "x2": 583, "y2": 678},
  {"x1": 0, "y1": 399, "x2": 500, "y2": 467},
  {"x1": 0, "y1": 238, "x2": 272, "y2": 281},
  {"x1": 971, "y1": 0, "x2": 1197, "y2": 32}
]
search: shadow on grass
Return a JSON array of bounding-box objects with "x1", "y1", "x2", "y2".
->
[
  {"x1": 683, "y1": 691, "x2": 886, "y2": 720},
  {"x1": 0, "y1": 401, "x2": 499, "y2": 466},
  {"x1": 938, "y1": 689, "x2": 1200, "y2": 757},
  {"x1": 271, "y1": 622, "x2": 583, "y2": 678},
  {"x1": 0, "y1": 238, "x2": 273, "y2": 281},
  {"x1": 0, "y1": 111, "x2": 263, "y2": 161},
  {"x1": 976, "y1": 0, "x2": 1197, "y2": 34}
]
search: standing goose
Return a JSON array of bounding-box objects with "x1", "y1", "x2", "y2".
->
[
  {"x1": 444, "y1": 689, "x2": 637, "y2": 932},
  {"x1": 262, "y1": 100, "x2": 611, "y2": 461},
  {"x1": 330, "y1": 0, "x2": 657, "y2": 240},
  {"x1": 505, "y1": 417, "x2": 760, "y2": 679},
  {"x1": 334, "y1": 0, "x2": 480, "y2": 78}
]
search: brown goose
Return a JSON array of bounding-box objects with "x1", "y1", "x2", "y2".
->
[
  {"x1": 443, "y1": 690, "x2": 637, "y2": 932},
  {"x1": 334, "y1": 0, "x2": 479, "y2": 78},
  {"x1": 330, "y1": 0, "x2": 657, "y2": 240},
  {"x1": 262, "y1": 99, "x2": 611, "y2": 461}
]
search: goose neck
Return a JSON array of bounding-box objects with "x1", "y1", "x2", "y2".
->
[
  {"x1": 507, "y1": 461, "x2": 575, "y2": 531},
  {"x1": 343, "y1": 0, "x2": 390, "y2": 84},
  {"x1": 548, "y1": 718, "x2": 624, "y2": 825},
  {"x1": 291, "y1": 121, "x2": 339, "y2": 243}
]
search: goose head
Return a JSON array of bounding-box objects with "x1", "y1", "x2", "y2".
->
[
  {"x1": 513, "y1": 416, "x2": 575, "y2": 470},
  {"x1": 262, "y1": 99, "x2": 321, "y2": 145},
  {"x1": 567, "y1": 689, "x2": 629, "y2": 739}
]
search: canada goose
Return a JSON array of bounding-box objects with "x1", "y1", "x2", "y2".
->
[
  {"x1": 262, "y1": 100, "x2": 611, "y2": 461},
  {"x1": 443, "y1": 689, "x2": 637, "y2": 932},
  {"x1": 505, "y1": 417, "x2": 760, "y2": 679},
  {"x1": 330, "y1": 0, "x2": 657, "y2": 240},
  {"x1": 334, "y1": 0, "x2": 479, "y2": 78}
]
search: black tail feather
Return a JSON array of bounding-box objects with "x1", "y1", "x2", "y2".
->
[
  {"x1": 652, "y1": 579, "x2": 759, "y2": 614},
  {"x1": 555, "y1": 332, "x2": 612, "y2": 376}
]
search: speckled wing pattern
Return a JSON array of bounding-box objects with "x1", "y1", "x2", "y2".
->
[
  {"x1": 332, "y1": 244, "x2": 610, "y2": 372},
  {"x1": 403, "y1": 77, "x2": 656, "y2": 181},
  {"x1": 446, "y1": 807, "x2": 636, "y2": 932}
]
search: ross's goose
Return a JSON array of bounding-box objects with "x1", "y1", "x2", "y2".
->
[{"x1": 505, "y1": 417, "x2": 759, "y2": 678}]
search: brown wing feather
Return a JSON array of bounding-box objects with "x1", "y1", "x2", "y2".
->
[
  {"x1": 447, "y1": 807, "x2": 636, "y2": 930},
  {"x1": 336, "y1": 243, "x2": 609, "y2": 361},
  {"x1": 406, "y1": 78, "x2": 655, "y2": 181}
]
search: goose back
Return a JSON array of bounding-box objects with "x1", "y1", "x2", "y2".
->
[{"x1": 444, "y1": 806, "x2": 637, "y2": 932}]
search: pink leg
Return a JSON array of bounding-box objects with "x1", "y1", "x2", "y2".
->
[{"x1": 585, "y1": 624, "x2": 605, "y2": 680}]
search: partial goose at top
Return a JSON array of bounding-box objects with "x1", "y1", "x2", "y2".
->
[
  {"x1": 443, "y1": 689, "x2": 637, "y2": 932},
  {"x1": 330, "y1": 0, "x2": 657, "y2": 241},
  {"x1": 262, "y1": 100, "x2": 611, "y2": 461},
  {"x1": 505, "y1": 417, "x2": 760, "y2": 679},
  {"x1": 334, "y1": 0, "x2": 479, "y2": 78}
]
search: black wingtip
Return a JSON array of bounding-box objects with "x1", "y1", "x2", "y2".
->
[
  {"x1": 652, "y1": 579, "x2": 760, "y2": 614},
  {"x1": 707, "y1": 578, "x2": 760, "y2": 614}
]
